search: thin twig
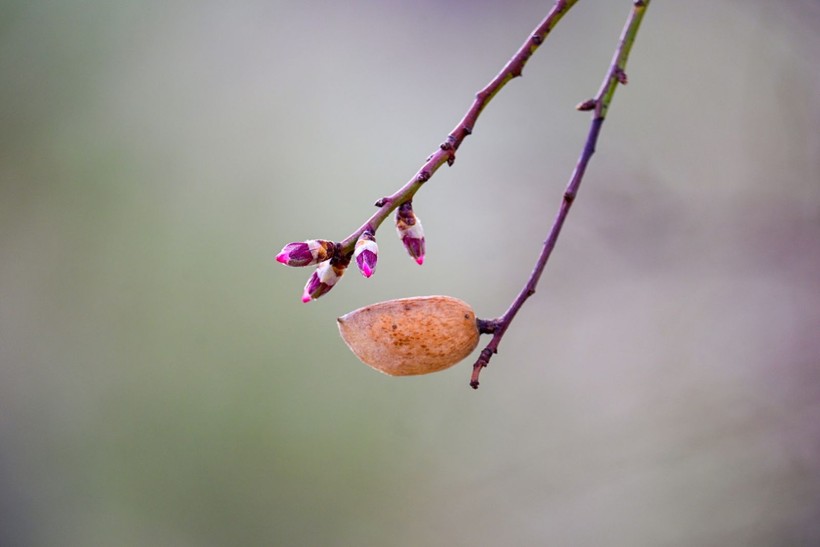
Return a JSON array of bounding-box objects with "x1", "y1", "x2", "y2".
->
[
  {"x1": 336, "y1": 0, "x2": 579, "y2": 255},
  {"x1": 470, "y1": 0, "x2": 651, "y2": 389}
]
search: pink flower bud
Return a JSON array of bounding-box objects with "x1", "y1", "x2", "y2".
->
[
  {"x1": 354, "y1": 232, "x2": 378, "y2": 278},
  {"x1": 301, "y1": 260, "x2": 345, "y2": 302},
  {"x1": 276, "y1": 240, "x2": 335, "y2": 267},
  {"x1": 396, "y1": 202, "x2": 425, "y2": 265}
]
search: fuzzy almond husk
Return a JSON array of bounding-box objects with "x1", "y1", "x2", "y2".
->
[{"x1": 337, "y1": 295, "x2": 479, "y2": 376}]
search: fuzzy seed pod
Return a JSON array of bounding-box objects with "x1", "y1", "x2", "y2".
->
[{"x1": 337, "y1": 295, "x2": 480, "y2": 376}]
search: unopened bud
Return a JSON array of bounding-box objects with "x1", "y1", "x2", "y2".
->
[
  {"x1": 302, "y1": 260, "x2": 345, "y2": 302},
  {"x1": 354, "y1": 232, "x2": 378, "y2": 278},
  {"x1": 395, "y1": 202, "x2": 425, "y2": 265},
  {"x1": 575, "y1": 98, "x2": 597, "y2": 111},
  {"x1": 276, "y1": 240, "x2": 335, "y2": 267}
]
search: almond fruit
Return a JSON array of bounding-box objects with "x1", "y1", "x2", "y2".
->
[{"x1": 337, "y1": 295, "x2": 480, "y2": 376}]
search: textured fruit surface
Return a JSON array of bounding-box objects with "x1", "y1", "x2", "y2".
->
[{"x1": 337, "y1": 296, "x2": 480, "y2": 376}]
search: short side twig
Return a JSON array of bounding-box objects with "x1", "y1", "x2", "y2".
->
[
  {"x1": 470, "y1": 0, "x2": 651, "y2": 389},
  {"x1": 336, "y1": 0, "x2": 579, "y2": 255}
]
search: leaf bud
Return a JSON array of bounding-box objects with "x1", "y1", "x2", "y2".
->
[
  {"x1": 276, "y1": 240, "x2": 335, "y2": 267},
  {"x1": 395, "y1": 202, "x2": 425, "y2": 265},
  {"x1": 302, "y1": 259, "x2": 346, "y2": 302},
  {"x1": 354, "y1": 231, "x2": 378, "y2": 278}
]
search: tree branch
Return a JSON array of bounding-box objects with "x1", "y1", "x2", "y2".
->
[
  {"x1": 336, "y1": 0, "x2": 579, "y2": 254},
  {"x1": 470, "y1": 0, "x2": 651, "y2": 389}
]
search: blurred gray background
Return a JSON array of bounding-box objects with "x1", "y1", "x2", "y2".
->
[{"x1": 1, "y1": 1, "x2": 819, "y2": 545}]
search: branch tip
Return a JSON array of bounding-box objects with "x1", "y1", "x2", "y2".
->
[{"x1": 469, "y1": 346, "x2": 496, "y2": 389}]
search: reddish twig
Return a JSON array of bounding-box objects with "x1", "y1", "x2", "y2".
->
[
  {"x1": 336, "y1": 0, "x2": 579, "y2": 255},
  {"x1": 470, "y1": 0, "x2": 651, "y2": 389}
]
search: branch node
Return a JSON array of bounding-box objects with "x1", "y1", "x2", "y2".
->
[
  {"x1": 614, "y1": 67, "x2": 628, "y2": 84},
  {"x1": 417, "y1": 170, "x2": 431, "y2": 183},
  {"x1": 374, "y1": 198, "x2": 389, "y2": 207},
  {"x1": 476, "y1": 318, "x2": 499, "y2": 334}
]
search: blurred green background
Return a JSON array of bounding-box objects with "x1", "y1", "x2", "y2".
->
[{"x1": 2, "y1": 1, "x2": 819, "y2": 545}]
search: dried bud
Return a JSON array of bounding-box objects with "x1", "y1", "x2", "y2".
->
[
  {"x1": 354, "y1": 232, "x2": 378, "y2": 278},
  {"x1": 302, "y1": 260, "x2": 345, "y2": 302},
  {"x1": 276, "y1": 240, "x2": 336, "y2": 267},
  {"x1": 337, "y1": 295, "x2": 480, "y2": 376},
  {"x1": 395, "y1": 202, "x2": 425, "y2": 265}
]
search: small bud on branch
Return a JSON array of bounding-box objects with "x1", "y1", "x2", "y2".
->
[
  {"x1": 302, "y1": 259, "x2": 347, "y2": 303},
  {"x1": 354, "y1": 232, "x2": 378, "y2": 278},
  {"x1": 395, "y1": 202, "x2": 425, "y2": 265},
  {"x1": 276, "y1": 240, "x2": 336, "y2": 267},
  {"x1": 575, "y1": 99, "x2": 597, "y2": 111}
]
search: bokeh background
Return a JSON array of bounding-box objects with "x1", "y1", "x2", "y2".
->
[{"x1": 2, "y1": 1, "x2": 819, "y2": 545}]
